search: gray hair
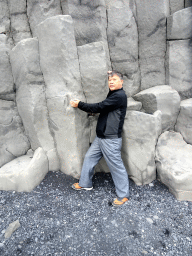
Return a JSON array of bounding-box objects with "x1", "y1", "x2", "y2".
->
[{"x1": 108, "y1": 70, "x2": 123, "y2": 80}]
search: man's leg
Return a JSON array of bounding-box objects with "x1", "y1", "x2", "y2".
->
[
  {"x1": 100, "y1": 138, "x2": 129, "y2": 199},
  {"x1": 78, "y1": 137, "x2": 103, "y2": 188}
]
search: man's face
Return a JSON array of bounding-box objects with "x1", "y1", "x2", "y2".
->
[{"x1": 108, "y1": 75, "x2": 123, "y2": 91}]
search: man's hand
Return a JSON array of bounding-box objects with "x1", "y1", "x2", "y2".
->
[{"x1": 70, "y1": 99, "x2": 80, "y2": 108}]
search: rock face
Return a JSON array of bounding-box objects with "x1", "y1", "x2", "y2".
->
[
  {"x1": 0, "y1": 0, "x2": 10, "y2": 34},
  {"x1": 169, "y1": 0, "x2": 184, "y2": 14},
  {"x1": 175, "y1": 98, "x2": 192, "y2": 144},
  {"x1": 156, "y1": 131, "x2": 192, "y2": 201},
  {"x1": 0, "y1": 100, "x2": 30, "y2": 168},
  {"x1": 133, "y1": 85, "x2": 180, "y2": 131},
  {"x1": 10, "y1": 38, "x2": 60, "y2": 171},
  {"x1": 77, "y1": 41, "x2": 108, "y2": 103},
  {"x1": 135, "y1": 0, "x2": 169, "y2": 89},
  {"x1": 168, "y1": 40, "x2": 192, "y2": 99},
  {"x1": 127, "y1": 97, "x2": 142, "y2": 111},
  {"x1": 122, "y1": 110, "x2": 162, "y2": 185},
  {"x1": 0, "y1": 147, "x2": 48, "y2": 192},
  {"x1": 167, "y1": 7, "x2": 192, "y2": 40},
  {"x1": 36, "y1": 15, "x2": 90, "y2": 178},
  {"x1": 107, "y1": 3, "x2": 140, "y2": 96}
]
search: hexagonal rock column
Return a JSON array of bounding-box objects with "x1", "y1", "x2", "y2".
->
[
  {"x1": 0, "y1": 147, "x2": 48, "y2": 192},
  {"x1": 107, "y1": 3, "x2": 140, "y2": 97},
  {"x1": 135, "y1": 0, "x2": 169, "y2": 89},
  {"x1": 168, "y1": 39, "x2": 192, "y2": 99},
  {"x1": 175, "y1": 98, "x2": 192, "y2": 144},
  {"x1": 133, "y1": 85, "x2": 181, "y2": 131},
  {"x1": 156, "y1": 131, "x2": 192, "y2": 201},
  {"x1": 122, "y1": 110, "x2": 162, "y2": 185},
  {"x1": 185, "y1": 0, "x2": 192, "y2": 7},
  {"x1": 10, "y1": 38, "x2": 60, "y2": 172},
  {"x1": 36, "y1": 15, "x2": 90, "y2": 178},
  {"x1": 167, "y1": 7, "x2": 192, "y2": 40},
  {"x1": 0, "y1": 100, "x2": 30, "y2": 168}
]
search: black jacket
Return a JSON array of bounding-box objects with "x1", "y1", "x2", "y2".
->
[{"x1": 78, "y1": 88, "x2": 127, "y2": 139}]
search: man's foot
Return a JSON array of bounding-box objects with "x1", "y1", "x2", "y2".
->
[
  {"x1": 72, "y1": 183, "x2": 93, "y2": 191},
  {"x1": 112, "y1": 197, "x2": 129, "y2": 207}
]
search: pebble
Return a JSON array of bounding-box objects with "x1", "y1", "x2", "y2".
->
[
  {"x1": 149, "y1": 183, "x2": 154, "y2": 187},
  {"x1": 146, "y1": 218, "x2": 153, "y2": 224},
  {"x1": 0, "y1": 243, "x2": 4, "y2": 248}
]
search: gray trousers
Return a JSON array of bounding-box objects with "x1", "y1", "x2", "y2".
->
[{"x1": 79, "y1": 136, "x2": 129, "y2": 199}]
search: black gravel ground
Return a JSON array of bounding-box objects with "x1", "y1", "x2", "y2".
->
[{"x1": 0, "y1": 171, "x2": 192, "y2": 256}]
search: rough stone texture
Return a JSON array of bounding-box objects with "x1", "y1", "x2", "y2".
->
[
  {"x1": 169, "y1": 0, "x2": 184, "y2": 14},
  {"x1": 10, "y1": 38, "x2": 60, "y2": 171},
  {"x1": 0, "y1": 0, "x2": 10, "y2": 34},
  {"x1": 67, "y1": 0, "x2": 111, "y2": 68},
  {"x1": 133, "y1": 85, "x2": 181, "y2": 131},
  {"x1": 168, "y1": 39, "x2": 192, "y2": 100},
  {"x1": 122, "y1": 110, "x2": 162, "y2": 185},
  {"x1": 127, "y1": 97, "x2": 142, "y2": 111},
  {"x1": 0, "y1": 35, "x2": 14, "y2": 96},
  {"x1": 27, "y1": 0, "x2": 62, "y2": 37},
  {"x1": 167, "y1": 7, "x2": 192, "y2": 40},
  {"x1": 77, "y1": 41, "x2": 108, "y2": 104},
  {"x1": 185, "y1": 0, "x2": 192, "y2": 7},
  {"x1": 135, "y1": 0, "x2": 169, "y2": 89},
  {"x1": 0, "y1": 99, "x2": 30, "y2": 168},
  {"x1": 0, "y1": 147, "x2": 48, "y2": 192},
  {"x1": 36, "y1": 15, "x2": 90, "y2": 178},
  {"x1": 8, "y1": 0, "x2": 32, "y2": 45},
  {"x1": 107, "y1": 3, "x2": 140, "y2": 97},
  {"x1": 5, "y1": 220, "x2": 20, "y2": 239},
  {"x1": 156, "y1": 131, "x2": 192, "y2": 201},
  {"x1": 175, "y1": 98, "x2": 192, "y2": 144}
]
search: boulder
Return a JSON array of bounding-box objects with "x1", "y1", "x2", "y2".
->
[
  {"x1": 36, "y1": 15, "x2": 90, "y2": 178},
  {"x1": 122, "y1": 110, "x2": 162, "y2": 185},
  {"x1": 133, "y1": 85, "x2": 180, "y2": 131},
  {"x1": 0, "y1": 99, "x2": 30, "y2": 168},
  {"x1": 10, "y1": 38, "x2": 60, "y2": 171},
  {"x1": 167, "y1": 7, "x2": 192, "y2": 40},
  {"x1": 27, "y1": 0, "x2": 62, "y2": 36},
  {"x1": 0, "y1": 147, "x2": 48, "y2": 192},
  {"x1": 135, "y1": 0, "x2": 169, "y2": 89},
  {"x1": 0, "y1": 35, "x2": 14, "y2": 96},
  {"x1": 8, "y1": 0, "x2": 32, "y2": 44},
  {"x1": 168, "y1": 39, "x2": 192, "y2": 99},
  {"x1": 77, "y1": 41, "x2": 108, "y2": 104},
  {"x1": 175, "y1": 98, "x2": 192, "y2": 144},
  {"x1": 156, "y1": 131, "x2": 192, "y2": 201},
  {"x1": 169, "y1": 0, "x2": 184, "y2": 14},
  {"x1": 107, "y1": 3, "x2": 140, "y2": 96},
  {"x1": 127, "y1": 97, "x2": 142, "y2": 111},
  {"x1": 185, "y1": 0, "x2": 192, "y2": 7}
]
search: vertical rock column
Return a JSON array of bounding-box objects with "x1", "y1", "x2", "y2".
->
[
  {"x1": 106, "y1": 2, "x2": 140, "y2": 96},
  {"x1": 10, "y1": 38, "x2": 60, "y2": 171},
  {"x1": 36, "y1": 15, "x2": 90, "y2": 178},
  {"x1": 135, "y1": 0, "x2": 169, "y2": 90}
]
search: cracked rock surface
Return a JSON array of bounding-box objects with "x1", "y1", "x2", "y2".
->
[{"x1": 0, "y1": 171, "x2": 192, "y2": 255}]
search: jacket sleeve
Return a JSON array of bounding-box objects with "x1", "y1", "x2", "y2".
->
[{"x1": 78, "y1": 93, "x2": 122, "y2": 113}]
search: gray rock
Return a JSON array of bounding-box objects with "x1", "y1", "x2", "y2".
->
[
  {"x1": 133, "y1": 85, "x2": 181, "y2": 131},
  {"x1": 0, "y1": 147, "x2": 48, "y2": 192},
  {"x1": 185, "y1": 0, "x2": 192, "y2": 7},
  {"x1": 36, "y1": 15, "x2": 90, "y2": 178},
  {"x1": 8, "y1": 0, "x2": 32, "y2": 44},
  {"x1": 156, "y1": 131, "x2": 192, "y2": 201},
  {"x1": 167, "y1": 7, "x2": 192, "y2": 40},
  {"x1": 169, "y1": 0, "x2": 184, "y2": 14},
  {"x1": 77, "y1": 41, "x2": 108, "y2": 104},
  {"x1": 0, "y1": 99, "x2": 30, "y2": 168},
  {"x1": 0, "y1": 0, "x2": 10, "y2": 34},
  {"x1": 122, "y1": 110, "x2": 162, "y2": 185},
  {"x1": 0, "y1": 35, "x2": 14, "y2": 96},
  {"x1": 135, "y1": 0, "x2": 169, "y2": 89},
  {"x1": 27, "y1": 0, "x2": 62, "y2": 36},
  {"x1": 175, "y1": 98, "x2": 192, "y2": 144},
  {"x1": 127, "y1": 97, "x2": 142, "y2": 111},
  {"x1": 10, "y1": 38, "x2": 60, "y2": 171},
  {"x1": 168, "y1": 39, "x2": 192, "y2": 99},
  {"x1": 5, "y1": 220, "x2": 20, "y2": 239},
  {"x1": 107, "y1": 4, "x2": 140, "y2": 96}
]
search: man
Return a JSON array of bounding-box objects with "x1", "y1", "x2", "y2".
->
[{"x1": 70, "y1": 71, "x2": 129, "y2": 207}]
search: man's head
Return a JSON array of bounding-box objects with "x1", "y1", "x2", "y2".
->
[{"x1": 108, "y1": 71, "x2": 123, "y2": 91}]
